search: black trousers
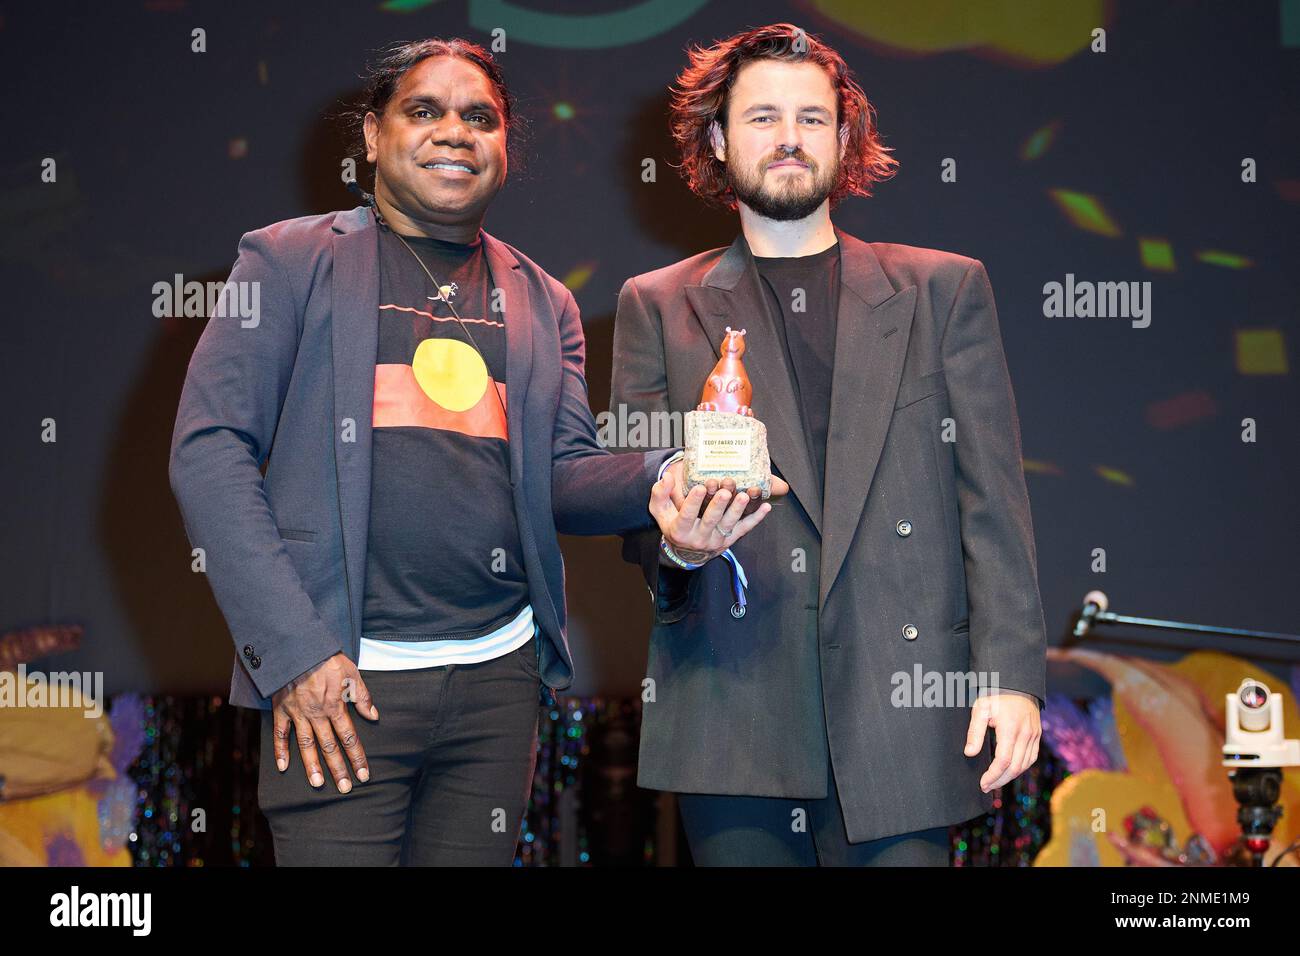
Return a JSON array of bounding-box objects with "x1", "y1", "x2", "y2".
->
[
  {"x1": 677, "y1": 756, "x2": 951, "y2": 866},
  {"x1": 257, "y1": 638, "x2": 542, "y2": 866}
]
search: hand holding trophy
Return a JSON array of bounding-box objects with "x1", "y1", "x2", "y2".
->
[
  {"x1": 652, "y1": 326, "x2": 787, "y2": 564},
  {"x1": 658, "y1": 326, "x2": 788, "y2": 519}
]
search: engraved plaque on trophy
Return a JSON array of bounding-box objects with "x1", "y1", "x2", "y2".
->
[{"x1": 684, "y1": 327, "x2": 772, "y2": 498}]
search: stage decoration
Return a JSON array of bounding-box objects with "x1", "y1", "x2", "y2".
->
[
  {"x1": 1195, "y1": 250, "x2": 1254, "y2": 269},
  {"x1": 3, "y1": 690, "x2": 1062, "y2": 866},
  {"x1": 804, "y1": 0, "x2": 1108, "y2": 67},
  {"x1": 1235, "y1": 329, "x2": 1288, "y2": 375},
  {"x1": 1047, "y1": 188, "x2": 1122, "y2": 237},
  {"x1": 0, "y1": 674, "x2": 140, "y2": 865},
  {"x1": 1035, "y1": 649, "x2": 1300, "y2": 866},
  {"x1": 0, "y1": 623, "x2": 82, "y2": 669},
  {"x1": 1138, "y1": 237, "x2": 1176, "y2": 272},
  {"x1": 380, "y1": 0, "x2": 710, "y2": 50},
  {"x1": 1018, "y1": 120, "x2": 1061, "y2": 162},
  {"x1": 128, "y1": 695, "x2": 265, "y2": 867},
  {"x1": 951, "y1": 741, "x2": 1064, "y2": 867},
  {"x1": 123, "y1": 694, "x2": 663, "y2": 867}
]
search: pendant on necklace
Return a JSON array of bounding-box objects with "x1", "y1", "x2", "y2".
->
[{"x1": 430, "y1": 282, "x2": 458, "y2": 305}]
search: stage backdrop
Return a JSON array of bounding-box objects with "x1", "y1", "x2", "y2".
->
[{"x1": 1, "y1": 1, "x2": 1297, "y2": 697}]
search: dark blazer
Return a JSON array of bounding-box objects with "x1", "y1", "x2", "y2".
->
[
  {"x1": 170, "y1": 205, "x2": 669, "y2": 709},
  {"x1": 611, "y1": 228, "x2": 1047, "y2": 843}
]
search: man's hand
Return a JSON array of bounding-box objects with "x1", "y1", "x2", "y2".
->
[
  {"x1": 271, "y1": 652, "x2": 380, "y2": 794},
  {"x1": 963, "y1": 693, "x2": 1041, "y2": 792},
  {"x1": 664, "y1": 458, "x2": 789, "y2": 520},
  {"x1": 650, "y1": 463, "x2": 774, "y2": 563}
]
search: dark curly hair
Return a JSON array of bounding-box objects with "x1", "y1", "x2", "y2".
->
[
  {"x1": 669, "y1": 23, "x2": 898, "y2": 210},
  {"x1": 339, "y1": 38, "x2": 526, "y2": 190}
]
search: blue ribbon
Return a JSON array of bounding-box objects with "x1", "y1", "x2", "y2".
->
[{"x1": 720, "y1": 549, "x2": 748, "y2": 615}]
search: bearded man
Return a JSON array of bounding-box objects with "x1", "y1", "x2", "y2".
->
[{"x1": 611, "y1": 23, "x2": 1047, "y2": 866}]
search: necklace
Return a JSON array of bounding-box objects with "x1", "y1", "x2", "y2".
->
[{"x1": 370, "y1": 204, "x2": 509, "y2": 427}]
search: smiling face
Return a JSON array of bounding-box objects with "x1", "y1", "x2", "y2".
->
[
  {"x1": 363, "y1": 55, "x2": 508, "y2": 233},
  {"x1": 713, "y1": 58, "x2": 847, "y2": 222}
]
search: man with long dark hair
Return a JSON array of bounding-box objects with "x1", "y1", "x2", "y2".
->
[
  {"x1": 169, "y1": 38, "x2": 774, "y2": 866},
  {"x1": 612, "y1": 23, "x2": 1047, "y2": 865}
]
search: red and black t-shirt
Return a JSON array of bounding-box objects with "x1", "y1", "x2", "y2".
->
[{"x1": 360, "y1": 221, "x2": 529, "y2": 641}]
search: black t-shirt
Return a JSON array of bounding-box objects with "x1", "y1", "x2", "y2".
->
[
  {"x1": 753, "y1": 241, "x2": 841, "y2": 504},
  {"x1": 360, "y1": 220, "x2": 529, "y2": 640}
]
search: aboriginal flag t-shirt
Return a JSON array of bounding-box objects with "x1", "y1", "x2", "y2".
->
[{"x1": 360, "y1": 221, "x2": 529, "y2": 641}]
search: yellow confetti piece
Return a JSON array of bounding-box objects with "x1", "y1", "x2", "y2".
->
[
  {"x1": 1235, "y1": 329, "x2": 1288, "y2": 375},
  {"x1": 561, "y1": 261, "x2": 596, "y2": 292},
  {"x1": 1093, "y1": 465, "x2": 1135, "y2": 486},
  {"x1": 1022, "y1": 458, "x2": 1063, "y2": 476},
  {"x1": 1195, "y1": 249, "x2": 1254, "y2": 269}
]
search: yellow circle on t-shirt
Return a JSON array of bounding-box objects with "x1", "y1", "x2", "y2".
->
[{"x1": 411, "y1": 338, "x2": 488, "y2": 412}]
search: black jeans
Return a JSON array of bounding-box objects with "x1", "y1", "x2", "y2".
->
[
  {"x1": 677, "y1": 757, "x2": 951, "y2": 866},
  {"x1": 257, "y1": 638, "x2": 542, "y2": 866}
]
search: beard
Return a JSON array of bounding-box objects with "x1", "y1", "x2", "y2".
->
[{"x1": 727, "y1": 148, "x2": 838, "y2": 221}]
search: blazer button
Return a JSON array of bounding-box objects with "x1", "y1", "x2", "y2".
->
[
  {"x1": 731, "y1": 603, "x2": 746, "y2": 619},
  {"x1": 242, "y1": 644, "x2": 254, "y2": 659},
  {"x1": 250, "y1": 655, "x2": 262, "y2": 669},
  {"x1": 896, "y1": 519, "x2": 912, "y2": 537},
  {"x1": 902, "y1": 624, "x2": 918, "y2": 640}
]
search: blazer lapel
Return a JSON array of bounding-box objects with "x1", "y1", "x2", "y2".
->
[
  {"x1": 482, "y1": 232, "x2": 532, "y2": 489},
  {"x1": 482, "y1": 230, "x2": 556, "y2": 628},
  {"x1": 684, "y1": 234, "x2": 823, "y2": 534},
  {"x1": 330, "y1": 206, "x2": 380, "y2": 653},
  {"x1": 819, "y1": 229, "x2": 918, "y2": 609}
]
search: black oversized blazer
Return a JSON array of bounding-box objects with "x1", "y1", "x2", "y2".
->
[{"x1": 611, "y1": 229, "x2": 1047, "y2": 843}]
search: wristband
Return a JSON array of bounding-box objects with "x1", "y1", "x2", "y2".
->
[{"x1": 657, "y1": 450, "x2": 685, "y2": 481}]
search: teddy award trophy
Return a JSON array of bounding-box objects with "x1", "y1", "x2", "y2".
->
[{"x1": 683, "y1": 327, "x2": 772, "y2": 499}]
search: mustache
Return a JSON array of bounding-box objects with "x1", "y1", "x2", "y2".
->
[{"x1": 765, "y1": 149, "x2": 816, "y2": 168}]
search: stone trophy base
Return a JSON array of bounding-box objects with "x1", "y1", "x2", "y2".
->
[{"x1": 683, "y1": 409, "x2": 771, "y2": 498}]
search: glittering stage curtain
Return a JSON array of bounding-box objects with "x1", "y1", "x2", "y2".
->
[{"x1": 118, "y1": 695, "x2": 1061, "y2": 867}]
